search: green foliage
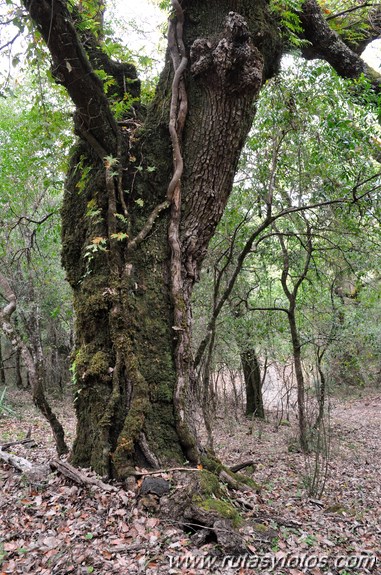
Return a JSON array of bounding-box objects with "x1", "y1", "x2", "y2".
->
[
  {"x1": 270, "y1": 0, "x2": 377, "y2": 51},
  {"x1": 84, "y1": 236, "x2": 108, "y2": 260},
  {"x1": 0, "y1": 76, "x2": 73, "y2": 390},
  {"x1": 110, "y1": 232, "x2": 128, "y2": 242},
  {"x1": 319, "y1": 0, "x2": 376, "y2": 49},
  {"x1": 67, "y1": 0, "x2": 104, "y2": 38},
  {"x1": 93, "y1": 68, "x2": 117, "y2": 93},
  {"x1": 270, "y1": 0, "x2": 307, "y2": 48},
  {"x1": 156, "y1": 0, "x2": 171, "y2": 10},
  {"x1": 75, "y1": 159, "x2": 93, "y2": 194},
  {"x1": 85, "y1": 199, "x2": 102, "y2": 223},
  {"x1": 193, "y1": 58, "x2": 381, "y2": 389}
]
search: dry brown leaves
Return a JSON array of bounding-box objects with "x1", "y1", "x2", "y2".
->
[{"x1": 0, "y1": 390, "x2": 380, "y2": 574}]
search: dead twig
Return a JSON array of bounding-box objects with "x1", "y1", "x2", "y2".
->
[
  {"x1": 229, "y1": 460, "x2": 256, "y2": 473},
  {"x1": 49, "y1": 459, "x2": 118, "y2": 492}
]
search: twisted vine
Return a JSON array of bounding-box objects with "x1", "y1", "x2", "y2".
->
[
  {"x1": 167, "y1": 1, "x2": 197, "y2": 462},
  {"x1": 167, "y1": 0, "x2": 188, "y2": 202}
]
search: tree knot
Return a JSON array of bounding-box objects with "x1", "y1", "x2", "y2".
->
[{"x1": 190, "y1": 12, "x2": 263, "y2": 93}]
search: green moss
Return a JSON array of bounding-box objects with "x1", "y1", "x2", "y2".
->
[
  {"x1": 157, "y1": 385, "x2": 173, "y2": 402},
  {"x1": 280, "y1": 419, "x2": 291, "y2": 427},
  {"x1": 199, "y1": 498, "x2": 242, "y2": 528},
  {"x1": 199, "y1": 470, "x2": 223, "y2": 497},
  {"x1": 200, "y1": 454, "x2": 223, "y2": 475},
  {"x1": 74, "y1": 346, "x2": 111, "y2": 382},
  {"x1": 200, "y1": 456, "x2": 262, "y2": 492},
  {"x1": 189, "y1": 468, "x2": 242, "y2": 528},
  {"x1": 235, "y1": 473, "x2": 262, "y2": 491},
  {"x1": 144, "y1": 404, "x2": 184, "y2": 463},
  {"x1": 75, "y1": 289, "x2": 110, "y2": 319},
  {"x1": 87, "y1": 351, "x2": 109, "y2": 376},
  {"x1": 325, "y1": 504, "x2": 349, "y2": 515},
  {"x1": 253, "y1": 522, "x2": 268, "y2": 533}
]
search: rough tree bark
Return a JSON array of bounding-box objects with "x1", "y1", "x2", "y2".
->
[
  {"x1": 20, "y1": 0, "x2": 380, "y2": 478},
  {"x1": 241, "y1": 349, "x2": 265, "y2": 419}
]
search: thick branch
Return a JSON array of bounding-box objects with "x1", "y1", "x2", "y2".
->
[
  {"x1": 70, "y1": 3, "x2": 141, "y2": 102},
  {"x1": 300, "y1": 0, "x2": 381, "y2": 90},
  {"x1": 128, "y1": 201, "x2": 170, "y2": 250},
  {"x1": 22, "y1": 0, "x2": 118, "y2": 154}
]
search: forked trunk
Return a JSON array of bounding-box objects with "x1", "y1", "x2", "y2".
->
[{"x1": 26, "y1": 0, "x2": 282, "y2": 478}]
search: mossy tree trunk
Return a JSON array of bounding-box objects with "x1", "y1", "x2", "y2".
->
[
  {"x1": 22, "y1": 0, "x2": 378, "y2": 478},
  {"x1": 22, "y1": 0, "x2": 282, "y2": 479}
]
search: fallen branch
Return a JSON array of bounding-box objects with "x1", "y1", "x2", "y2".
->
[
  {"x1": 0, "y1": 448, "x2": 33, "y2": 472},
  {"x1": 0, "y1": 439, "x2": 37, "y2": 450},
  {"x1": 130, "y1": 466, "x2": 200, "y2": 477},
  {"x1": 229, "y1": 460, "x2": 256, "y2": 473},
  {"x1": 133, "y1": 461, "x2": 256, "y2": 478},
  {"x1": 49, "y1": 459, "x2": 118, "y2": 492},
  {"x1": 219, "y1": 469, "x2": 240, "y2": 489},
  {"x1": 0, "y1": 449, "x2": 119, "y2": 492}
]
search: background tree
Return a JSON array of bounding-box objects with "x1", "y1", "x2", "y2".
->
[
  {"x1": 193, "y1": 57, "x2": 381, "y2": 448},
  {"x1": 0, "y1": 79, "x2": 73, "y2": 453}
]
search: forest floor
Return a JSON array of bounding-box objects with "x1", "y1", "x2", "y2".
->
[{"x1": 0, "y1": 387, "x2": 380, "y2": 575}]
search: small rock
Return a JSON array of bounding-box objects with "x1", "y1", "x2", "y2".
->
[{"x1": 140, "y1": 476, "x2": 170, "y2": 497}]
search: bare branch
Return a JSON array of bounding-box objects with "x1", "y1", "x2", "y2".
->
[{"x1": 326, "y1": 3, "x2": 379, "y2": 21}]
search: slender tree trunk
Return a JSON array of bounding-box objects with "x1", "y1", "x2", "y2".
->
[
  {"x1": 241, "y1": 349, "x2": 265, "y2": 419},
  {"x1": 15, "y1": 348, "x2": 23, "y2": 389},
  {"x1": 316, "y1": 356, "x2": 326, "y2": 426},
  {"x1": 13, "y1": 315, "x2": 25, "y2": 389},
  {"x1": 0, "y1": 274, "x2": 68, "y2": 456},
  {"x1": 0, "y1": 339, "x2": 5, "y2": 387},
  {"x1": 200, "y1": 330, "x2": 217, "y2": 450},
  {"x1": 288, "y1": 307, "x2": 308, "y2": 452}
]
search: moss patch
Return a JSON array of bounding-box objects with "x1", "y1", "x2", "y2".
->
[
  {"x1": 199, "y1": 470, "x2": 223, "y2": 497},
  {"x1": 87, "y1": 351, "x2": 109, "y2": 377},
  {"x1": 199, "y1": 498, "x2": 242, "y2": 528},
  {"x1": 200, "y1": 454, "x2": 223, "y2": 475},
  {"x1": 235, "y1": 472, "x2": 262, "y2": 492}
]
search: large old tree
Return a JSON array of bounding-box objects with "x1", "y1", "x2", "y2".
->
[{"x1": 18, "y1": 0, "x2": 380, "y2": 478}]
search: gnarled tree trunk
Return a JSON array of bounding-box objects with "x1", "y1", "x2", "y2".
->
[
  {"x1": 22, "y1": 0, "x2": 281, "y2": 478},
  {"x1": 22, "y1": 0, "x2": 379, "y2": 478}
]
